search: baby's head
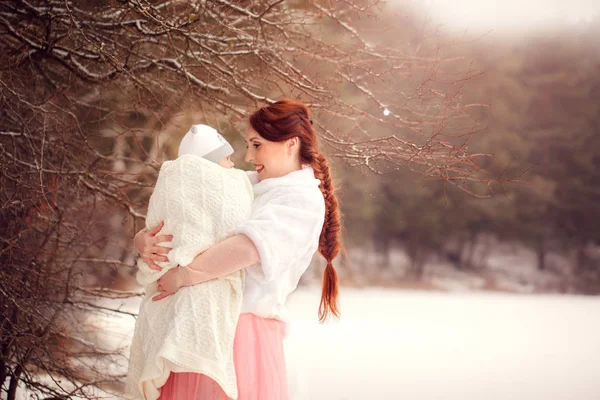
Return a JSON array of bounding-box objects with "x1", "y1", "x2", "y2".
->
[{"x1": 178, "y1": 124, "x2": 234, "y2": 168}]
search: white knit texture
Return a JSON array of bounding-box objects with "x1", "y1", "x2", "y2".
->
[{"x1": 126, "y1": 154, "x2": 253, "y2": 400}]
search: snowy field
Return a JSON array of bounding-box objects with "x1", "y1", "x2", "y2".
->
[
  {"x1": 91, "y1": 286, "x2": 599, "y2": 400},
  {"x1": 285, "y1": 287, "x2": 600, "y2": 400}
]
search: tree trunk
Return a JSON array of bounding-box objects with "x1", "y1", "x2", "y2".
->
[
  {"x1": 382, "y1": 237, "x2": 390, "y2": 268},
  {"x1": 536, "y1": 237, "x2": 546, "y2": 271},
  {"x1": 408, "y1": 241, "x2": 426, "y2": 279},
  {"x1": 413, "y1": 257, "x2": 426, "y2": 279},
  {"x1": 464, "y1": 231, "x2": 479, "y2": 268},
  {"x1": 7, "y1": 365, "x2": 23, "y2": 400},
  {"x1": 576, "y1": 245, "x2": 588, "y2": 270},
  {"x1": 0, "y1": 307, "x2": 19, "y2": 390},
  {"x1": 476, "y1": 234, "x2": 493, "y2": 268}
]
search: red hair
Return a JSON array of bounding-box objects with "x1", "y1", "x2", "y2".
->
[{"x1": 249, "y1": 99, "x2": 342, "y2": 322}]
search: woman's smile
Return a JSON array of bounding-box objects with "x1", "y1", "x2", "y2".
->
[{"x1": 243, "y1": 124, "x2": 302, "y2": 181}]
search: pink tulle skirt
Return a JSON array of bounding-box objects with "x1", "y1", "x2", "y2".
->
[{"x1": 157, "y1": 313, "x2": 289, "y2": 400}]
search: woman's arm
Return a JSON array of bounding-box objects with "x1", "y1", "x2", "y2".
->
[
  {"x1": 153, "y1": 234, "x2": 259, "y2": 301},
  {"x1": 182, "y1": 234, "x2": 260, "y2": 283}
]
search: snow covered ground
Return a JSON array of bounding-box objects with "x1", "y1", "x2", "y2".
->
[
  {"x1": 96, "y1": 286, "x2": 599, "y2": 400},
  {"x1": 285, "y1": 287, "x2": 600, "y2": 400}
]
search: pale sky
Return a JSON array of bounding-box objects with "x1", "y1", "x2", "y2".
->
[{"x1": 405, "y1": 0, "x2": 600, "y2": 33}]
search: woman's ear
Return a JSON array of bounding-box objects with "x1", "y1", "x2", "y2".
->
[{"x1": 287, "y1": 137, "x2": 299, "y2": 155}]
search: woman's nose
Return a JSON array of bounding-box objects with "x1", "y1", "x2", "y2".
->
[{"x1": 244, "y1": 150, "x2": 252, "y2": 163}]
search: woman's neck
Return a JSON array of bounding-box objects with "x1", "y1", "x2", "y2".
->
[
  {"x1": 257, "y1": 160, "x2": 303, "y2": 182},
  {"x1": 277, "y1": 160, "x2": 303, "y2": 177}
]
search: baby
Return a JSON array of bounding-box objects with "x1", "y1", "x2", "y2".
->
[{"x1": 126, "y1": 124, "x2": 253, "y2": 400}]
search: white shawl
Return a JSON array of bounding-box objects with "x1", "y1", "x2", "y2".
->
[{"x1": 126, "y1": 154, "x2": 253, "y2": 400}]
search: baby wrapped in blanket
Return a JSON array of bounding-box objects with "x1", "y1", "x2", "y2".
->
[{"x1": 126, "y1": 125, "x2": 253, "y2": 400}]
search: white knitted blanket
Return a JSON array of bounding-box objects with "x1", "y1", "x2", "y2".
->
[{"x1": 126, "y1": 154, "x2": 253, "y2": 400}]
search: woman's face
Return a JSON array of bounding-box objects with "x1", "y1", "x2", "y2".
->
[{"x1": 244, "y1": 126, "x2": 300, "y2": 181}]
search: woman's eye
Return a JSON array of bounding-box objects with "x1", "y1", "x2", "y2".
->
[{"x1": 253, "y1": 144, "x2": 260, "y2": 149}]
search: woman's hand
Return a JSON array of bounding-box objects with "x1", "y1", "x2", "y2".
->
[
  {"x1": 134, "y1": 221, "x2": 173, "y2": 271},
  {"x1": 152, "y1": 267, "x2": 186, "y2": 301}
]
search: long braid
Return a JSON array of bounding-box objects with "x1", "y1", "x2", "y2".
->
[
  {"x1": 311, "y1": 153, "x2": 341, "y2": 322},
  {"x1": 249, "y1": 98, "x2": 342, "y2": 323}
]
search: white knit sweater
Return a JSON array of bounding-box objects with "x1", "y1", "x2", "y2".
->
[{"x1": 126, "y1": 154, "x2": 253, "y2": 400}]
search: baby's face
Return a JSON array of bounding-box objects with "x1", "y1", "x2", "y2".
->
[{"x1": 218, "y1": 155, "x2": 234, "y2": 169}]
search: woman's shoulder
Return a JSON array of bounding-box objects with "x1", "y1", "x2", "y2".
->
[{"x1": 266, "y1": 184, "x2": 325, "y2": 212}]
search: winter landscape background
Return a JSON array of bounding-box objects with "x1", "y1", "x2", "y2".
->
[{"x1": 2, "y1": 0, "x2": 600, "y2": 399}]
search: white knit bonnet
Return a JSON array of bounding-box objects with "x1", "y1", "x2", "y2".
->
[{"x1": 178, "y1": 124, "x2": 234, "y2": 163}]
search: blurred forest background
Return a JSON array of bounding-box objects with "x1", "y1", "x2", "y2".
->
[
  {"x1": 337, "y1": 14, "x2": 600, "y2": 295},
  {"x1": 1, "y1": 0, "x2": 599, "y2": 398}
]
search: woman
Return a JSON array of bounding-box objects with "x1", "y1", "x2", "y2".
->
[{"x1": 133, "y1": 99, "x2": 342, "y2": 400}]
